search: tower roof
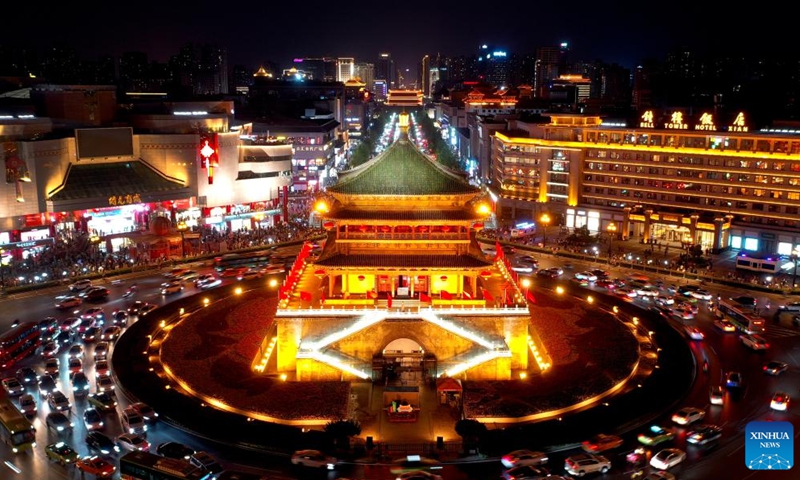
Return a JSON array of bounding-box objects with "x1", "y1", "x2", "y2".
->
[{"x1": 329, "y1": 139, "x2": 479, "y2": 196}]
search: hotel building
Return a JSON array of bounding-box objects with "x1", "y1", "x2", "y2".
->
[{"x1": 491, "y1": 110, "x2": 800, "y2": 255}]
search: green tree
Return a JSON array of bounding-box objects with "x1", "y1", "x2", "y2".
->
[
  {"x1": 435, "y1": 144, "x2": 460, "y2": 170},
  {"x1": 324, "y1": 419, "x2": 362, "y2": 450},
  {"x1": 350, "y1": 141, "x2": 372, "y2": 167},
  {"x1": 455, "y1": 418, "x2": 487, "y2": 453}
]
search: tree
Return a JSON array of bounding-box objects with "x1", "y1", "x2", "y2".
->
[
  {"x1": 324, "y1": 419, "x2": 361, "y2": 450},
  {"x1": 350, "y1": 141, "x2": 372, "y2": 167},
  {"x1": 455, "y1": 418, "x2": 487, "y2": 454}
]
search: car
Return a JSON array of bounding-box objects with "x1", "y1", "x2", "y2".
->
[
  {"x1": 68, "y1": 357, "x2": 83, "y2": 374},
  {"x1": 636, "y1": 286, "x2": 660, "y2": 297},
  {"x1": 725, "y1": 371, "x2": 743, "y2": 388},
  {"x1": 101, "y1": 325, "x2": 122, "y2": 341},
  {"x1": 18, "y1": 394, "x2": 37, "y2": 415},
  {"x1": 709, "y1": 385, "x2": 725, "y2": 405},
  {"x1": 595, "y1": 278, "x2": 618, "y2": 290},
  {"x1": 574, "y1": 271, "x2": 598, "y2": 282},
  {"x1": 94, "y1": 341, "x2": 110, "y2": 360},
  {"x1": 536, "y1": 268, "x2": 560, "y2": 278},
  {"x1": 76, "y1": 455, "x2": 117, "y2": 477},
  {"x1": 164, "y1": 267, "x2": 190, "y2": 278},
  {"x1": 194, "y1": 273, "x2": 216, "y2": 286},
  {"x1": 38, "y1": 374, "x2": 58, "y2": 396},
  {"x1": 638, "y1": 425, "x2": 676, "y2": 446},
  {"x1": 48, "y1": 390, "x2": 72, "y2": 411},
  {"x1": 291, "y1": 449, "x2": 337, "y2": 469},
  {"x1": 96, "y1": 374, "x2": 115, "y2": 393},
  {"x1": 68, "y1": 343, "x2": 85, "y2": 358},
  {"x1": 650, "y1": 448, "x2": 686, "y2": 470},
  {"x1": 731, "y1": 295, "x2": 757, "y2": 309},
  {"x1": 581, "y1": 433, "x2": 623, "y2": 453},
  {"x1": 198, "y1": 277, "x2": 223, "y2": 290},
  {"x1": 778, "y1": 301, "x2": 800, "y2": 312},
  {"x1": 501, "y1": 449, "x2": 549, "y2": 468},
  {"x1": 59, "y1": 316, "x2": 82, "y2": 332},
  {"x1": 162, "y1": 283, "x2": 184, "y2": 295},
  {"x1": 643, "y1": 471, "x2": 677, "y2": 480},
  {"x1": 396, "y1": 472, "x2": 443, "y2": 480},
  {"x1": 121, "y1": 407, "x2": 147, "y2": 434},
  {"x1": 713, "y1": 319, "x2": 736, "y2": 332},
  {"x1": 55, "y1": 295, "x2": 82, "y2": 309},
  {"x1": 131, "y1": 402, "x2": 159, "y2": 422},
  {"x1": 564, "y1": 453, "x2": 611, "y2": 476},
  {"x1": 86, "y1": 431, "x2": 121, "y2": 455},
  {"x1": 688, "y1": 289, "x2": 713, "y2": 301},
  {"x1": 740, "y1": 334, "x2": 769, "y2": 351},
  {"x1": 81, "y1": 326, "x2": 101, "y2": 342},
  {"x1": 53, "y1": 330, "x2": 73, "y2": 346},
  {"x1": 2, "y1": 377, "x2": 25, "y2": 396},
  {"x1": 518, "y1": 255, "x2": 539, "y2": 265},
  {"x1": 138, "y1": 304, "x2": 158, "y2": 316},
  {"x1": 83, "y1": 408, "x2": 104, "y2": 430},
  {"x1": 111, "y1": 309, "x2": 129, "y2": 326},
  {"x1": 687, "y1": 424, "x2": 723, "y2": 445},
  {"x1": 70, "y1": 371, "x2": 91, "y2": 395},
  {"x1": 15, "y1": 367, "x2": 39, "y2": 385},
  {"x1": 177, "y1": 270, "x2": 200, "y2": 281},
  {"x1": 616, "y1": 287, "x2": 638, "y2": 298},
  {"x1": 75, "y1": 318, "x2": 96, "y2": 334},
  {"x1": 671, "y1": 407, "x2": 705, "y2": 425},
  {"x1": 46, "y1": 441, "x2": 80, "y2": 465},
  {"x1": 189, "y1": 451, "x2": 224, "y2": 475},
  {"x1": 262, "y1": 264, "x2": 286, "y2": 275},
  {"x1": 127, "y1": 301, "x2": 150, "y2": 315},
  {"x1": 501, "y1": 465, "x2": 551, "y2": 480},
  {"x1": 770, "y1": 392, "x2": 791, "y2": 411},
  {"x1": 157, "y1": 441, "x2": 196, "y2": 460},
  {"x1": 82, "y1": 287, "x2": 110, "y2": 301},
  {"x1": 44, "y1": 357, "x2": 60, "y2": 376},
  {"x1": 511, "y1": 262, "x2": 536, "y2": 274},
  {"x1": 82, "y1": 307, "x2": 106, "y2": 322},
  {"x1": 87, "y1": 392, "x2": 117, "y2": 411},
  {"x1": 38, "y1": 317, "x2": 60, "y2": 335},
  {"x1": 237, "y1": 268, "x2": 265, "y2": 280},
  {"x1": 94, "y1": 359, "x2": 110, "y2": 377},
  {"x1": 684, "y1": 326, "x2": 704, "y2": 340},
  {"x1": 69, "y1": 279, "x2": 93, "y2": 292},
  {"x1": 655, "y1": 295, "x2": 674, "y2": 305},
  {"x1": 763, "y1": 361, "x2": 789, "y2": 375},
  {"x1": 117, "y1": 433, "x2": 151, "y2": 452},
  {"x1": 590, "y1": 269, "x2": 609, "y2": 279},
  {"x1": 46, "y1": 411, "x2": 74, "y2": 432}
]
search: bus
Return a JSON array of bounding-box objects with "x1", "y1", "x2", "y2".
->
[
  {"x1": 0, "y1": 391, "x2": 37, "y2": 453},
  {"x1": 213, "y1": 252, "x2": 271, "y2": 272},
  {"x1": 734, "y1": 252, "x2": 793, "y2": 274},
  {"x1": 0, "y1": 322, "x2": 41, "y2": 370},
  {"x1": 120, "y1": 450, "x2": 212, "y2": 480},
  {"x1": 716, "y1": 299, "x2": 766, "y2": 334}
]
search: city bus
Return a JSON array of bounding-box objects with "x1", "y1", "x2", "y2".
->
[
  {"x1": 120, "y1": 450, "x2": 212, "y2": 480},
  {"x1": 213, "y1": 252, "x2": 271, "y2": 272},
  {"x1": 0, "y1": 321, "x2": 41, "y2": 370},
  {"x1": 734, "y1": 252, "x2": 792, "y2": 274},
  {"x1": 0, "y1": 391, "x2": 37, "y2": 453},
  {"x1": 716, "y1": 299, "x2": 766, "y2": 334}
]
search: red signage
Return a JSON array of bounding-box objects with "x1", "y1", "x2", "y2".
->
[{"x1": 199, "y1": 134, "x2": 220, "y2": 185}]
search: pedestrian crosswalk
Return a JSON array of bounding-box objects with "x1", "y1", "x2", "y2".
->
[{"x1": 763, "y1": 323, "x2": 800, "y2": 339}]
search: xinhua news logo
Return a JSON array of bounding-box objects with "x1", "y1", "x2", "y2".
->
[{"x1": 746, "y1": 421, "x2": 793, "y2": 470}]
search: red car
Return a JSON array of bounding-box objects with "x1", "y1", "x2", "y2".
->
[{"x1": 76, "y1": 456, "x2": 116, "y2": 477}]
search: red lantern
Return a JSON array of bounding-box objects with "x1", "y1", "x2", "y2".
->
[
  {"x1": 472, "y1": 222, "x2": 484, "y2": 230},
  {"x1": 442, "y1": 226, "x2": 451, "y2": 233},
  {"x1": 480, "y1": 271, "x2": 492, "y2": 278},
  {"x1": 314, "y1": 269, "x2": 327, "y2": 278},
  {"x1": 358, "y1": 275, "x2": 366, "y2": 281},
  {"x1": 380, "y1": 226, "x2": 391, "y2": 233},
  {"x1": 358, "y1": 225, "x2": 368, "y2": 232},
  {"x1": 323, "y1": 221, "x2": 335, "y2": 229},
  {"x1": 418, "y1": 226, "x2": 429, "y2": 232},
  {"x1": 440, "y1": 275, "x2": 448, "y2": 281}
]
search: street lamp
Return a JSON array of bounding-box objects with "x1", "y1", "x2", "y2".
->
[
  {"x1": 792, "y1": 246, "x2": 800, "y2": 290},
  {"x1": 177, "y1": 222, "x2": 188, "y2": 258},
  {"x1": 540, "y1": 213, "x2": 551, "y2": 248},
  {"x1": 606, "y1": 222, "x2": 617, "y2": 257}
]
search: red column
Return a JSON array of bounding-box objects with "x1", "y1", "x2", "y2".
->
[{"x1": 282, "y1": 185, "x2": 289, "y2": 222}]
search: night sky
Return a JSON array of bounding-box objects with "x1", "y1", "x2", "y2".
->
[{"x1": 4, "y1": 1, "x2": 795, "y2": 74}]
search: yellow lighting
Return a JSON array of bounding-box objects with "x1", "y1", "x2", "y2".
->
[
  {"x1": 235, "y1": 287, "x2": 243, "y2": 295},
  {"x1": 159, "y1": 320, "x2": 166, "y2": 328},
  {"x1": 612, "y1": 306, "x2": 619, "y2": 314},
  {"x1": 268, "y1": 278, "x2": 278, "y2": 287},
  {"x1": 521, "y1": 278, "x2": 531, "y2": 288},
  {"x1": 477, "y1": 203, "x2": 491, "y2": 215},
  {"x1": 203, "y1": 298, "x2": 210, "y2": 306},
  {"x1": 519, "y1": 372, "x2": 527, "y2": 380},
  {"x1": 556, "y1": 286, "x2": 564, "y2": 294},
  {"x1": 280, "y1": 374, "x2": 287, "y2": 381},
  {"x1": 632, "y1": 317, "x2": 639, "y2": 325},
  {"x1": 587, "y1": 296, "x2": 594, "y2": 304},
  {"x1": 540, "y1": 213, "x2": 551, "y2": 225},
  {"x1": 314, "y1": 201, "x2": 329, "y2": 213}
]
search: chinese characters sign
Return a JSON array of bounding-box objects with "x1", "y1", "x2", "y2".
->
[{"x1": 108, "y1": 194, "x2": 142, "y2": 206}]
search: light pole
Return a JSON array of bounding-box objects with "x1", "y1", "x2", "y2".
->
[
  {"x1": 606, "y1": 222, "x2": 617, "y2": 258},
  {"x1": 540, "y1": 213, "x2": 551, "y2": 248},
  {"x1": 792, "y1": 247, "x2": 800, "y2": 290},
  {"x1": 177, "y1": 222, "x2": 188, "y2": 258}
]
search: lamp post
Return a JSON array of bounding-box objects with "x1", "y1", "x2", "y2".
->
[
  {"x1": 540, "y1": 213, "x2": 551, "y2": 248},
  {"x1": 177, "y1": 222, "x2": 188, "y2": 258},
  {"x1": 0, "y1": 248, "x2": 5, "y2": 291},
  {"x1": 606, "y1": 222, "x2": 617, "y2": 257},
  {"x1": 792, "y1": 247, "x2": 800, "y2": 290}
]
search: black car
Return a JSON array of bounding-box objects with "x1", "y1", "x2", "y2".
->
[
  {"x1": 127, "y1": 301, "x2": 150, "y2": 315},
  {"x1": 86, "y1": 431, "x2": 120, "y2": 455},
  {"x1": 111, "y1": 310, "x2": 129, "y2": 327},
  {"x1": 53, "y1": 330, "x2": 72, "y2": 346},
  {"x1": 731, "y1": 295, "x2": 757, "y2": 309},
  {"x1": 157, "y1": 441, "x2": 196, "y2": 460},
  {"x1": 15, "y1": 367, "x2": 39, "y2": 385},
  {"x1": 81, "y1": 326, "x2": 101, "y2": 342},
  {"x1": 82, "y1": 287, "x2": 110, "y2": 301},
  {"x1": 38, "y1": 317, "x2": 59, "y2": 335},
  {"x1": 70, "y1": 371, "x2": 90, "y2": 395}
]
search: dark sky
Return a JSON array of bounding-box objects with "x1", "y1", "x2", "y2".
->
[{"x1": 3, "y1": 1, "x2": 796, "y2": 74}]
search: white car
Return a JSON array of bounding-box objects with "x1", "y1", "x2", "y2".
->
[
  {"x1": 121, "y1": 407, "x2": 147, "y2": 434},
  {"x1": 55, "y1": 295, "x2": 82, "y2": 310},
  {"x1": 574, "y1": 271, "x2": 598, "y2": 282},
  {"x1": 689, "y1": 289, "x2": 713, "y2": 301},
  {"x1": 162, "y1": 283, "x2": 183, "y2": 295},
  {"x1": 709, "y1": 385, "x2": 725, "y2": 405},
  {"x1": 290, "y1": 449, "x2": 336, "y2": 469},
  {"x1": 511, "y1": 263, "x2": 535, "y2": 273},
  {"x1": 684, "y1": 326, "x2": 704, "y2": 341},
  {"x1": 770, "y1": 392, "x2": 790, "y2": 411},
  {"x1": 117, "y1": 433, "x2": 151, "y2": 452},
  {"x1": 2, "y1": 377, "x2": 25, "y2": 396},
  {"x1": 650, "y1": 448, "x2": 686, "y2": 470},
  {"x1": 501, "y1": 449, "x2": 548, "y2": 468},
  {"x1": 713, "y1": 319, "x2": 736, "y2": 332},
  {"x1": 671, "y1": 407, "x2": 705, "y2": 425},
  {"x1": 69, "y1": 279, "x2": 93, "y2": 291},
  {"x1": 740, "y1": 334, "x2": 769, "y2": 351},
  {"x1": 18, "y1": 394, "x2": 37, "y2": 415}
]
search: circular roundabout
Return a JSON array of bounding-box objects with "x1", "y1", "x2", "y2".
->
[{"x1": 113, "y1": 279, "x2": 695, "y2": 454}]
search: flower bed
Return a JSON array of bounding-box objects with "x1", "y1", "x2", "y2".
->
[
  {"x1": 160, "y1": 293, "x2": 349, "y2": 421},
  {"x1": 464, "y1": 289, "x2": 638, "y2": 419}
]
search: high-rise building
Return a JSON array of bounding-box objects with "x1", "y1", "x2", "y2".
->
[
  {"x1": 337, "y1": 58, "x2": 355, "y2": 83},
  {"x1": 534, "y1": 42, "x2": 569, "y2": 97},
  {"x1": 119, "y1": 52, "x2": 150, "y2": 92},
  {"x1": 420, "y1": 55, "x2": 430, "y2": 97},
  {"x1": 477, "y1": 45, "x2": 510, "y2": 87},
  {"x1": 375, "y1": 53, "x2": 395, "y2": 88},
  {"x1": 354, "y1": 62, "x2": 374, "y2": 90},
  {"x1": 294, "y1": 57, "x2": 337, "y2": 81}
]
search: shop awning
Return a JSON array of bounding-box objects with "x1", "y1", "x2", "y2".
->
[
  {"x1": 436, "y1": 377, "x2": 462, "y2": 392},
  {"x1": 46, "y1": 160, "x2": 193, "y2": 211}
]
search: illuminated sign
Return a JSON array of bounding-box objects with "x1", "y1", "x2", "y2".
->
[
  {"x1": 664, "y1": 111, "x2": 688, "y2": 130},
  {"x1": 492, "y1": 51, "x2": 507, "y2": 57},
  {"x1": 728, "y1": 112, "x2": 749, "y2": 132},
  {"x1": 694, "y1": 112, "x2": 717, "y2": 131},
  {"x1": 639, "y1": 110, "x2": 655, "y2": 128},
  {"x1": 199, "y1": 134, "x2": 220, "y2": 185},
  {"x1": 108, "y1": 194, "x2": 142, "y2": 206}
]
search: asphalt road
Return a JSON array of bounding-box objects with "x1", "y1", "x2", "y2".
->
[{"x1": 1, "y1": 249, "x2": 798, "y2": 480}]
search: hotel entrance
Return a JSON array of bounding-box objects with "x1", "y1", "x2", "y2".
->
[{"x1": 650, "y1": 224, "x2": 692, "y2": 246}]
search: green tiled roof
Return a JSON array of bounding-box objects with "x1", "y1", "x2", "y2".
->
[
  {"x1": 49, "y1": 161, "x2": 187, "y2": 201},
  {"x1": 329, "y1": 139, "x2": 479, "y2": 196}
]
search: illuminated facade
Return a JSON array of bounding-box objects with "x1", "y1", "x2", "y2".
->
[
  {"x1": 386, "y1": 89, "x2": 423, "y2": 107},
  {"x1": 491, "y1": 110, "x2": 800, "y2": 254},
  {"x1": 272, "y1": 121, "x2": 529, "y2": 382}
]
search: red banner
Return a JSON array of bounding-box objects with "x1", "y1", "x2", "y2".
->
[
  {"x1": 300, "y1": 291, "x2": 312, "y2": 301},
  {"x1": 441, "y1": 290, "x2": 453, "y2": 300},
  {"x1": 387, "y1": 294, "x2": 392, "y2": 309},
  {"x1": 482, "y1": 288, "x2": 494, "y2": 303},
  {"x1": 420, "y1": 292, "x2": 431, "y2": 303}
]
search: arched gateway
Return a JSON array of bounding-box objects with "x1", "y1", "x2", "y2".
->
[{"x1": 267, "y1": 111, "x2": 531, "y2": 383}]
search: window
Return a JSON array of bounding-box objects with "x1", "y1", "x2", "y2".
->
[
  {"x1": 770, "y1": 191, "x2": 783, "y2": 199},
  {"x1": 773, "y1": 162, "x2": 785, "y2": 171},
  {"x1": 772, "y1": 176, "x2": 784, "y2": 184},
  {"x1": 708, "y1": 158, "x2": 720, "y2": 167}
]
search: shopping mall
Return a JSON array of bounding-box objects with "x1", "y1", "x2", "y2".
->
[{"x1": 489, "y1": 109, "x2": 800, "y2": 256}]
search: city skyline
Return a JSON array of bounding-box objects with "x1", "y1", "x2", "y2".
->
[{"x1": 4, "y1": 1, "x2": 795, "y2": 74}]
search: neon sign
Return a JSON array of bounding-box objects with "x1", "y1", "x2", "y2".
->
[
  {"x1": 694, "y1": 112, "x2": 717, "y2": 131},
  {"x1": 639, "y1": 110, "x2": 655, "y2": 128},
  {"x1": 664, "y1": 111, "x2": 688, "y2": 130},
  {"x1": 199, "y1": 134, "x2": 219, "y2": 185},
  {"x1": 728, "y1": 112, "x2": 749, "y2": 132}
]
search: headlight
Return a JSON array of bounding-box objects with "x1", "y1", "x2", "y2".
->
[
  {"x1": 114, "y1": 446, "x2": 121, "y2": 453},
  {"x1": 57, "y1": 426, "x2": 64, "y2": 431}
]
